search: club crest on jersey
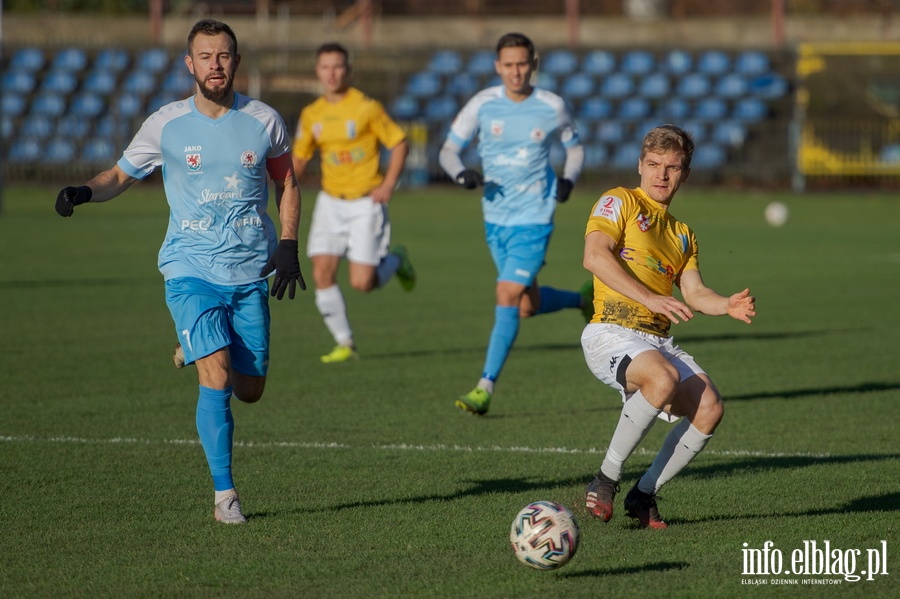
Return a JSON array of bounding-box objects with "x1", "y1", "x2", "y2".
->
[
  {"x1": 530, "y1": 128, "x2": 546, "y2": 142},
  {"x1": 490, "y1": 120, "x2": 504, "y2": 136},
  {"x1": 240, "y1": 150, "x2": 257, "y2": 168},
  {"x1": 346, "y1": 120, "x2": 357, "y2": 139},
  {"x1": 186, "y1": 153, "x2": 201, "y2": 171},
  {"x1": 637, "y1": 213, "x2": 652, "y2": 232}
]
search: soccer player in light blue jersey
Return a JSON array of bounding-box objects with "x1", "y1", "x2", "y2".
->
[
  {"x1": 439, "y1": 32, "x2": 590, "y2": 416},
  {"x1": 54, "y1": 19, "x2": 305, "y2": 523}
]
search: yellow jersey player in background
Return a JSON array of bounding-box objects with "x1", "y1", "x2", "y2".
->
[
  {"x1": 292, "y1": 42, "x2": 415, "y2": 363},
  {"x1": 581, "y1": 125, "x2": 755, "y2": 529}
]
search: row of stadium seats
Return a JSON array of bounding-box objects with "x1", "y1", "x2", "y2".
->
[{"x1": 2, "y1": 46, "x2": 194, "y2": 164}]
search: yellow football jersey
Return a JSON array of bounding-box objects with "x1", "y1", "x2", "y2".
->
[
  {"x1": 584, "y1": 186, "x2": 699, "y2": 337},
  {"x1": 292, "y1": 87, "x2": 406, "y2": 200}
]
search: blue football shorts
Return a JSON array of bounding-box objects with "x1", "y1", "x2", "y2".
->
[
  {"x1": 484, "y1": 222, "x2": 553, "y2": 287},
  {"x1": 164, "y1": 277, "x2": 271, "y2": 376}
]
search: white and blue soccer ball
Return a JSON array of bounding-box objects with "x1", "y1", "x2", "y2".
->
[{"x1": 509, "y1": 500, "x2": 580, "y2": 570}]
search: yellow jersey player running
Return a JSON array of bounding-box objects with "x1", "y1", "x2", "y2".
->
[
  {"x1": 292, "y1": 42, "x2": 414, "y2": 363},
  {"x1": 581, "y1": 125, "x2": 755, "y2": 529}
]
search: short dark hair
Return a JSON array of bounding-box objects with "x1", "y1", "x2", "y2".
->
[
  {"x1": 495, "y1": 32, "x2": 535, "y2": 62},
  {"x1": 641, "y1": 124, "x2": 695, "y2": 169},
  {"x1": 316, "y1": 42, "x2": 350, "y2": 65},
  {"x1": 187, "y1": 19, "x2": 238, "y2": 55}
]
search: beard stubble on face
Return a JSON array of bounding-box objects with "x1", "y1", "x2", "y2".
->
[{"x1": 196, "y1": 73, "x2": 232, "y2": 102}]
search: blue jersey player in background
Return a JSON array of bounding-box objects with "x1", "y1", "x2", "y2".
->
[
  {"x1": 439, "y1": 32, "x2": 589, "y2": 416},
  {"x1": 54, "y1": 19, "x2": 305, "y2": 523}
]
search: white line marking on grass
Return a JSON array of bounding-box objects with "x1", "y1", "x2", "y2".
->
[{"x1": 0, "y1": 434, "x2": 832, "y2": 459}]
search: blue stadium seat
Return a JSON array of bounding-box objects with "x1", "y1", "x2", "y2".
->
[
  {"x1": 733, "y1": 97, "x2": 768, "y2": 122},
  {"x1": 7, "y1": 138, "x2": 42, "y2": 162},
  {"x1": 428, "y1": 50, "x2": 463, "y2": 75},
  {"x1": 657, "y1": 97, "x2": 691, "y2": 120},
  {"x1": 30, "y1": 93, "x2": 67, "y2": 117},
  {"x1": 620, "y1": 50, "x2": 655, "y2": 75},
  {"x1": 637, "y1": 72, "x2": 670, "y2": 98},
  {"x1": 57, "y1": 114, "x2": 92, "y2": 140},
  {"x1": 711, "y1": 120, "x2": 748, "y2": 148},
  {"x1": 136, "y1": 48, "x2": 169, "y2": 72},
  {"x1": 734, "y1": 50, "x2": 770, "y2": 75},
  {"x1": 390, "y1": 95, "x2": 420, "y2": 120},
  {"x1": 404, "y1": 72, "x2": 441, "y2": 98},
  {"x1": 599, "y1": 73, "x2": 634, "y2": 99},
  {"x1": 9, "y1": 47, "x2": 45, "y2": 72},
  {"x1": 45, "y1": 137, "x2": 77, "y2": 162},
  {"x1": 445, "y1": 72, "x2": 479, "y2": 98},
  {"x1": 93, "y1": 47, "x2": 130, "y2": 72},
  {"x1": 660, "y1": 49, "x2": 692, "y2": 75},
  {"x1": 95, "y1": 116, "x2": 132, "y2": 139},
  {"x1": 113, "y1": 92, "x2": 145, "y2": 118},
  {"x1": 561, "y1": 73, "x2": 594, "y2": 99},
  {"x1": 676, "y1": 73, "x2": 711, "y2": 99},
  {"x1": 690, "y1": 143, "x2": 727, "y2": 170},
  {"x1": 423, "y1": 96, "x2": 458, "y2": 122},
  {"x1": 148, "y1": 91, "x2": 182, "y2": 113},
  {"x1": 583, "y1": 143, "x2": 609, "y2": 169},
  {"x1": 680, "y1": 120, "x2": 707, "y2": 142},
  {"x1": 19, "y1": 115, "x2": 54, "y2": 139},
  {"x1": 579, "y1": 97, "x2": 613, "y2": 121},
  {"x1": 40, "y1": 70, "x2": 79, "y2": 95},
  {"x1": 534, "y1": 72, "x2": 558, "y2": 93},
  {"x1": 596, "y1": 121, "x2": 628, "y2": 144},
  {"x1": 715, "y1": 73, "x2": 749, "y2": 99},
  {"x1": 617, "y1": 97, "x2": 652, "y2": 121},
  {"x1": 1, "y1": 70, "x2": 37, "y2": 95},
  {"x1": 696, "y1": 50, "x2": 731, "y2": 76},
  {"x1": 574, "y1": 119, "x2": 592, "y2": 143},
  {"x1": 581, "y1": 50, "x2": 616, "y2": 76},
  {"x1": 693, "y1": 97, "x2": 729, "y2": 121},
  {"x1": 83, "y1": 70, "x2": 118, "y2": 96},
  {"x1": 69, "y1": 93, "x2": 106, "y2": 118},
  {"x1": 51, "y1": 48, "x2": 88, "y2": 71},
  {"x1": 81, "y1": 138, "x2": 118, "y2": 162},
  {"x1": 466, "y1": 50, "x2": 495, "y2": 76},
  {"x1": 1, "y1": 92, "x2": 28, "y2": 118},
  {"x1": 611, "y1": 143, "x2": 641, "y2": 169},
  {"x1": 748, "y1": 73, "x2": 789, "y2": 99},
  {"x1": 161, "y1": 70, "x2": 195, "y2": 94},
  {"x1": 542, "y1": 50, "x2": 578, "y2": 75},
  {"x1": 880, "y1": 143, "x2": 900, "y2": 163},
  {"x1": 1, "y1": 115, "x2": 14, "y2": 140},
  {"x1": 122, "y1": 71, "x2": 158, "y2": 95}
]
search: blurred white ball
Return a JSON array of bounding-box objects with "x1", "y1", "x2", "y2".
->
[{"x1": 764, "y1": 201, "x2": 789, "y2": 227}]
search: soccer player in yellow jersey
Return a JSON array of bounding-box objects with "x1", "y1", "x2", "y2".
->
[
  {"x1": 581, "y1": 125, "x2": 756, "y2": 529},
  {"x1": 292, "y1": 43, "x2": 414, "y2": 363}
]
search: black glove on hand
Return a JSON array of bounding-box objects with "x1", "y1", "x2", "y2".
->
[
  {"x1": 455, "y1": 169, "x2": 484, "y2": 190},
  {"x1": 55, "y1": 186, "x2": 92, "y2": 217},
  {"x1": 556, "y1": 178, "x2": 574, "y2": 203},
  {"x1": 260, "y1": 239, "x2": 307, "y2": 300}
]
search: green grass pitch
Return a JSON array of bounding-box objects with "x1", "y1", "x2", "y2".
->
[{"x1": 1, "y1": 183, "x2": 897, "y2": 597}]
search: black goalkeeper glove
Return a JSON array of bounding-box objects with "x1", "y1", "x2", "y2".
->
[
  {"x1": 55, "y1": 185, "x2": 92, "y2": 217},
  {"x1": 556, "y1": 178, "x2": 574, "y2": 203},
  {"x1": 455, "y1": 169, "x2": 484, "y2": 189},
  {"x1": 260, "y1": 239, "x2": 307, "y2": 300}
]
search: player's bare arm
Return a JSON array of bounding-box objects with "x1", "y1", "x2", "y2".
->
[
  {"x1": 584, "y1": 230, "x2": 694, "y2": 324},
  {"x1": 85, "y1": 165, "x2": 139, "y2": 202},
  {"x1": 371, "y1": 139, "x2": 409, "y2": 204},
  {"x1": 679, "y1": 270, "x2": 755, "y2": 323}
]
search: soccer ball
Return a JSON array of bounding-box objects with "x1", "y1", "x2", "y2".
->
[
  {"x1": 764, "y1": 201, "x2": 790, "y2": 227},
  {"x1": 509, "y1": 500, "x2": 580, "y2": 570}
]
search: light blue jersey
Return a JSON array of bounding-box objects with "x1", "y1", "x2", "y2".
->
[
  {"x1": 446, "y1": 86, "x2": 581, "y2": 226},
  {"x1": 118, "y1": 93, "x2": 291, "y2": 285}
]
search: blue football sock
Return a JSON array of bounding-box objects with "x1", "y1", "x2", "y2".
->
[
  {"x1": 481, "y1": 305, "x2": 520, "y2": 382},
  {"x1": 196, "y1": 385, "x2": 235, "y2": 492},
  {"x1": 533, "y1": 286, "x2": 581, "y2": 315}
]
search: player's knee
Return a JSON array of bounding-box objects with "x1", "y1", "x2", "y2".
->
[
  {"x1": 349, "y1": 277, "x2": 376, "y2": 292},
  {"x1": 519, "y1": 305, "x2": 536, "y2": 319}
]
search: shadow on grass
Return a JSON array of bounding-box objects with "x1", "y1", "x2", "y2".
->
[
  {"x1": 683, "y1": 452, "x2": 900, "y2": 480},
  {"x1": 561, "y1": 560, "x2": 690, "y2": 579},
  {"x1": 728, "y1": 381, "x2": 900, "y2": 401}
]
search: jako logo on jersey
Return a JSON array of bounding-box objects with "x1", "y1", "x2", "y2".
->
[
  {"x1": 593, "y1": 195, "x2": 621, "y2": 221},
  {"x1": 530, "y1": 128, "x2": 545, "y2": 142},
  {"x1": 241, "y1": 150, "x2": 257, "y2": 168},
  {"x1": 490, "y1": 120, "x2": 504, "y2": 136},
  {"x1": 186, "y1": 153, "x2": 201, "y2": 171},
  {"x1": 346, "y1": 120, "x2": 357, "y2": 139}
]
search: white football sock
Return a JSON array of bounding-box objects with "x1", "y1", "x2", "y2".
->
[
  {"x1": 638, "y1": 419, "x2": 712, "y2": 495},
  {"x1": 315, "y1": 285, "x2": 353, "y2": 346},
  {"x1": 477, "y1": 378, "x2": 495, "y2": 394},
  {"x1": 600, "y1": 390, "x2": 661, "y2": 481},
  {"x1": 376, "y1": 252, "x2": 401, "y2": 287}
]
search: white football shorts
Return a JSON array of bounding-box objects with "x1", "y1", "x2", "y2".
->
[
  {"x1": 581, "y1": 323, "x2": 707, "y2": 422},
  {"x1": 306, "y1": 190, "x2": 391, "y2": 266}
]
